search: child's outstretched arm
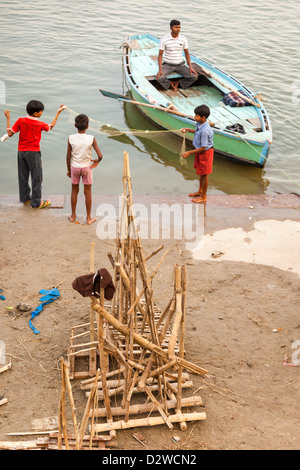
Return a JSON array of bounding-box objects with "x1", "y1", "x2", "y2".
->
[
  {"x1": 4, "y1": 110, "x2": 14, "y2": 137},
  {"x1": 181, "y1": 127, "x2": 195, "y2": 134},
  {"x1": 49, "y1": 104, "x2": 66, "y2": 130},
  {"x1": 90, "y1": 137, "x2": 103, "y2": 169}
]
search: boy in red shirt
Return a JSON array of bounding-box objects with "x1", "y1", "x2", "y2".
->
[{"x1": 4, "y1": 100, "x2": 65, "y2": 208}]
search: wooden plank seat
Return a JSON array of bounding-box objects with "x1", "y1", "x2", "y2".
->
[{"x1": 145, "y1": 72, "x2": 184, "y2": 81}]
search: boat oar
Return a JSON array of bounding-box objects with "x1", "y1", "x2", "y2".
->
[{"x1": 99, "y1": 89, "x2": 195, "y2": 121}]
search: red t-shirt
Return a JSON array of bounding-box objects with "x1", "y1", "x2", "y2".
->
[{"x1": 11, "y1": 116, "x2": 50, "y2": 151}]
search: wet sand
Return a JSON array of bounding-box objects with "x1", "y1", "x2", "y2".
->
[{"x1": 0, "y1": 193, "x2": 299, "y2": 450}]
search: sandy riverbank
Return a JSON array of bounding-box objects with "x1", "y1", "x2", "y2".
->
[{"x1": 0, "y1": 193, "x2": 299, "y2": 450}]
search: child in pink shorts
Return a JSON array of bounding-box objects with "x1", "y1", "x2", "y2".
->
[{"x1": 66, "y1": 114, "x2": 103, "y2": 224}]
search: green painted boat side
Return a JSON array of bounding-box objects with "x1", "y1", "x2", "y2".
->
[
  {"x1": 122, "y1": 34, "x2": 273, "y2": 167},
  {"x1": 130, "y1": 88, "x2": 267, "y2": 166}
]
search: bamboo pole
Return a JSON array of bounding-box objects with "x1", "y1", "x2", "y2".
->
[
  {"x1": 168, "y1": 265, "x2": 182, "y2": 359},
  {"x1": 91, "y1": 380, "x2": 193, "y2": 401},
  {"x1": 137, "y1": 355, "x2": 155, "y2": 391},
  {"x1": 156, "y1": 296, "x2": 174, "y2": 331},
  {"x1": 148, "y1": 358, "x2": 177, "y2": 378},
  {"x1": 143, "y1": 384, "x2": 173, "y2": 429},
  {"x1": 123, "y1": 248, "x2": 136, "y2": 419},
  {"x1": 158, "y1": 297, "x2": 176, "y2": 343},
  {"x1": 89, "y1": 242, "x2": 97, "y2": 376},
  {"x1": 93, "y1": 303, "x2": 208, "y2": 376},
  {"x1": 68, "y1": 327, "x2": 75, "y2": 379},
  {"x1": 124, "y1": 151, "x2": 133, "y2": 207},
  {"x1": 82, "y1": 375, "x2": 172, "y2": 391},
  {"x1": 118, "y1": 247, "x2": 170, "y2": 326},
  {"x1": 80, "y1": 367, "x2": 126, "y2": 388},
  {"x1": 97, "y1": 290, "x2": 113, "y2": 422},
  {"x1": 90, "y1": 395, "x2": 203, "y2": 418},
  {"x1": 0, "y1": 363, "x2": 11, "y2": 374},
  {"x1": 89, "y1": 389, "x2": 98, "y2": 450},
  {"x1": 124, "y1": 349, "x2": 147, "y2": 421},
  {"x1": 63, "y1": 360, "x2": 79, "y2": 449},
  {"x1": 176, "y1": 265, "x2": 187, "y2": 427},
  {"x1": 79, "y1": 369, "x2": 100, "y2": 447},
  {"x1": 59, "y1": 357, "x2": 70, "y2": 450},
  {"x1": 58, "y1": 400, "x2": 62, "y2": 450},
  {"x1": 145, "y1": 245, "x2": 164, "y2": 262},
  {"x1": 92, "y1": 411, "x2": 206, "y2": 433}
]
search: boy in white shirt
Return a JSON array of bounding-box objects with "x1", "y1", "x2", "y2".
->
[
  {"x1": 66, "y1": 114, "x2": 103, "y2": 224},
  {"x1": 156, "y1": 19, "x2": 198, "y2": 91}
]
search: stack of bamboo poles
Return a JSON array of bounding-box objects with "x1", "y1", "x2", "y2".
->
[
  {"x1": 66, "y1": 151, "x2": 208, "y2": 441},
  {"x1": 58, "y1": 359, "x2": 117, "y2": 449}
]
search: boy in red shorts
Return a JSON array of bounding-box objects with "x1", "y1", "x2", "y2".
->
[
  {"x1": 4, "y1": 101, "x2": 65, "y2": 208},
  {"x1": 66, "y1": 113, "x2": 103, "y2": 225},
  {"x1": 181, "y1": 104, "x2": 214, "y2": 204}
]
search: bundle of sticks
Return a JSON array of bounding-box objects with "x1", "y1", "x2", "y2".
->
[{"x1": 65, "y1": 151, "x2": 208, "y2": 441}]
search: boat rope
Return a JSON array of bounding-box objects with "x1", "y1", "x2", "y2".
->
[
  {"x1": 230, "y1": 130, "x2": 300, "y2": 189},
  {"x1": 65, "y1": 105, "x2": 184, "y2": 136},
  {"x1": 64, "y1": 107, "x2": 300, "y2": 190}
]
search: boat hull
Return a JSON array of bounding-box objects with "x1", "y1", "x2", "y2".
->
[{"x1": 122, "y1": 34, "x2": 272, "y2": 168}]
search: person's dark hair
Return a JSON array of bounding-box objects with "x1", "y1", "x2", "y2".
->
[
  {"x1": 75, "y1": 114, "x2": 89, "y2": 131},
  {"x1": 194, "y1": 104, "x2": 210, "y2": 119},
  {"x1": 26, "y1": 100, "x2": 45, "y2": 116},
  {"x1": 170, "y1": 19, "x2": 180, "y2": 27}
]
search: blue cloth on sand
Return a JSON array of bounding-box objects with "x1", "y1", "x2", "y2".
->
[
  {"x1": 0, "y1": 289, "x2": 5, "y2": 300},
  {"x1": 29, "y1": 288, "x2": 60, "y2": 334}
]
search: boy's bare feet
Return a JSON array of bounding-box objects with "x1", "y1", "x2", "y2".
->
[
  {"x1": 170, "y1": 80, "x2": 179, "y2": 91},
  {"x1": 191, "y1": 196, "x2": 207, "y2": 204},
  {"x1": 86, "y1": 217, "x2": 96, "y2": 225},
  {"x1": 188, "y1": 192, "x2": 202, "y2": 197},
  {"x1": 68, "y1": 215, "x2": 76, "y2": 223}
]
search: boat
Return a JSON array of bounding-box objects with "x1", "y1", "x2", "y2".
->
[{"x1": 106, "y1": 33, "x2": 272, "y2": 167}]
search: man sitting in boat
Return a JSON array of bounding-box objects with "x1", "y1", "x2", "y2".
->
[{"x1": 156, "y1": 19, "x2": 198, "y2": 92}]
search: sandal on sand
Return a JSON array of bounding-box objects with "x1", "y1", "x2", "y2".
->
[{"x1": 35, "y1": 200, "x2": 51, "y2": 209}]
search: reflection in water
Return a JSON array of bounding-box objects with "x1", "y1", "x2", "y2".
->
[
  {"x1": 0, "y1": 0, "x2": 298, "y2": 196},
  {"x1": 106, "y1": 101, "x2": 270, "y2": 195}
]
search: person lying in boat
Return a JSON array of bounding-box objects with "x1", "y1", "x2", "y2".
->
[{"x1": 156, "y1": 19, "x2": 198, "y2": 92}]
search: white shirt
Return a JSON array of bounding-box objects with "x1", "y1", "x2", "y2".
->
[
  {"x1": 159, "y1": 33, "x2": 188, "y2": 65},
  {"x1": 69, "y1": 133, "x2": 94, "y2": 168}
]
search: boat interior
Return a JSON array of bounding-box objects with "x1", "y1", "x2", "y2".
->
[{"x1": 127, "y1": 37, "x2": 269, "y2": 137}]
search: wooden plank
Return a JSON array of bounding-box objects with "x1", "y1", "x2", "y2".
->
[{"x1": 131, "y1": 55, "x2": 158, "y2": 77}]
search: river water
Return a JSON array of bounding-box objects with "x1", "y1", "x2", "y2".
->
[{"x1": 0, "y1": 0, "x2": 299, "y2": 197}]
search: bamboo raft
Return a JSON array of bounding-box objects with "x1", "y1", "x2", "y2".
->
[{"x1": 62, "y1": 151, "x2": 208, "y2": 446}]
